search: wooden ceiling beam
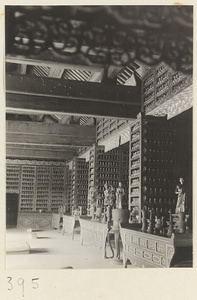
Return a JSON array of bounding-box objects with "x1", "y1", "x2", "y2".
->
[
  {"x1": 6, "y1": 120, "x2": 96, "y2": 147},
  {"x1": 6, "y1": 74, "x2": 140, "y2": 105},
  {"x1": 6, "y1": 120, "x2": 95, "y2": 137},
  {"x1": 6, "y1": 147, "x2": 75, "y2": 161},
  {"x1": 7, "y1": 134, "x2": 94, "y2": 147},
  {"x1": 6, "y1": 143, "x2": 78, "y2": 153},
  {"x1": 6, "y1": 92, "x2": 140, "y2": 119}
]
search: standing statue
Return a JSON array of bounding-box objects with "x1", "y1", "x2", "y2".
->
[
  {"x1": 175, "y1": 177, "x2": 187, "y2": 213},
  {"x1": 95, "y1": 193, "x2": 103, "y2": 221},
  {"x1": 58, "y1": 205, "x2": 64, "y2": 217},
  {"x1": 88, "y1": 186, "x2": 98, "y2": 219},
  {"x1": 116, "y1": 182, "x2": 125, "y2": 209},
  {"x1": 107, "y1": 185, "x2": 115, "y2": 207},
  {"x1": 104, "y1": 183, "x2": 110, "y2": 206}
]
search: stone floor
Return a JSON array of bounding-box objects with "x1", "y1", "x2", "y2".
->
[{"x1": 6, "y1": 226, "x2": 124, "y2": 270}]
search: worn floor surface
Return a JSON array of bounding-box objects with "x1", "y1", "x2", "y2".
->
[{"x1": 6, "y1": 227, "x2": 123, "y2": 270}]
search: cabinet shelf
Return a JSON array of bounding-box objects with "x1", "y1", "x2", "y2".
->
[
  {"x1": 130, "y1": 155, "x2": 140, "y2": 161},
  {"x1": 130, "y1": 136, "x2": 140, "y2": 143}
]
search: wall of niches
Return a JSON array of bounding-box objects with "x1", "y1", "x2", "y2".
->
[{"x1": 6, "y1": 160, "x2": 68, "y2": 212}]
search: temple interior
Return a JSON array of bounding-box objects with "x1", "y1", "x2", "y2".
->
[{"x1": 5, "y1": 6, "x2": 193, "y2": 273}]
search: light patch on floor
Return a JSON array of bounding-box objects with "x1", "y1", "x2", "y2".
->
[{"x1": 6, "y1": 228, "x2": 124, "y2": 270}]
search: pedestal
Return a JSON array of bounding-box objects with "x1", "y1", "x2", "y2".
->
[
  {"x1": 111, "y1": 209, "x2": 130, "y2": 259},
  {"x1": 112, "y1": 208, "x2": 130, "y2": 229},
  {"x1": 178, "y1": 212, "x2": 186, "y2": 233}
]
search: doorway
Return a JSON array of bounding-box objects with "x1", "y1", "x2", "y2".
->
[{"x1": 6, "y1": 193, "x2": 19, "y2": 228}]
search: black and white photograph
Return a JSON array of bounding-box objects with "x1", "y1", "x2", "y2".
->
[{"x1": 4, "y1": 3, "x2": 193, "y2": 276}]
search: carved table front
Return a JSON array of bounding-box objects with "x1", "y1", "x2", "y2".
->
[
  {"x1": 17, "y1": 212, "x2": 52, "y2": 229},
  {"x1": 120, "y1": 224, "x2": 192, "y2": 268}
]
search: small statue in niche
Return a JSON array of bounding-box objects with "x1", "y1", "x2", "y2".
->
[
  {"x1": 116, "y1": 182, "x2": 125, "y2": 209},
  {"x1": 130, "y1": 206, "x2": 139, "y2": 223},
  {"x1": 175, "y1": 177, "x2": 187, "y2": 213}
]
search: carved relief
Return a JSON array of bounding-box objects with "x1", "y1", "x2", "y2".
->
[
  {"x1": 136, "y1": 248, "x2": 143, "y2": 258},
  {"x1": 18, "y1": 216, "x2": 34, "y2": 228},
  {"x1": 161, "y1": 257, "x2": 166, "y2": 267},
  {"x1": 152, "y1": 254, "x2": 161, "y2": 265},
  {"x1": 6, "y1": 6, "x2": 193, "y2": 73},
  {"x1": 143, "y1": 251, "x2": 152, "y2": 261},
  {"x1": 156, "y1": 243, "x2": 166, "y2": 254},
  {"x1": 133, "y1": 236, "x2": 138, "y2": 245},
  {"x1": 128, "y1": 246, "x2": 135, "y2": 255},
  {"x1": 139, "y1": 238, "x2": 147, "y2": 248},
  {"x1": 167, "y1": 245, "x2": 175, "y2": 267},
  {"x1": 147, "y1": 240, "x2": 156, "y2": 251},
  {"x1": 36, "y1": 216, "x2": 52, "y2": 228}
]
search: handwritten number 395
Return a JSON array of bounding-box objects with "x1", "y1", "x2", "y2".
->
[{"x1": 7, "y1": 277, "x2": 39, "y2": 297}]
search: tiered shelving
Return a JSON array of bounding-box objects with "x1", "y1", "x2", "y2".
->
[
  {"x1": 6, "y1": 165, "x2": 21, "y2": 193},
  {"x1": 143, "y1": 62, "x2": 192, "y2": 114},
  {"x1": 88, "y1": 144, "x2": 129, "y2": 215},
  {"x1": 129, "y1": 114, "x2": 177, "y2": 222},
  {"x1": 6, "y1": 161, "x2": 70, "y2": 212},
  {"x1": 50, "y1": 166, "x2": 65, "y2": 212},
  {"x1": 89, "y1": 145, "x2": 120, "y2": 192},
  {"x1": 71, "y1": 158, "x2": 89, "y2": 215},
  {"x1": 96, "y1": 118, "x2": 130, "y2": 143},
  {"x1": 141, "y1": 116, "x2": 177, "y2": 215},
  {"x1": 35, "y1": 166, "x2": 51, "y2": 211},
  {"x1": 120, "y1": 147, "x2": 129, "y2": 207},
  {"x1": 66, "y1": 168, "x2": 72, "y2": 213},
  {"x1": 19, "y1": 166, "x2": 36, "y2": 211},
  {"x1": 88, "y1": 145, "x2": 104, "y2": 215},
  {"x1": 129, "y1": 117, "x2": 142, "y2": 219}
]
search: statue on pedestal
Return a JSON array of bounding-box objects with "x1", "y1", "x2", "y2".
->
[
  {"x1": 95, "y1": 193, "x2": 103, "y2": 221},
  {"x1": 116, "y1": 182, "x2": 125, "y2": 209},
  {"x1": 109, "y1": 185, "x2": 116, "y2": 208},
  {"x1": 88, "y1": 185, "x2": 98, "y2": 220},
  {"x1": 58, "y1": 205, "x2": 64, "y2": 217},
  {"x1": 104, "y1": 183, "x2": 110, "y2": 206},
  {"x1": 103, "y1": 183, "x2": 115, "y2": 222},
  {"x1": 175, "y1": 177, "x2": 187, "y2": 213}
]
